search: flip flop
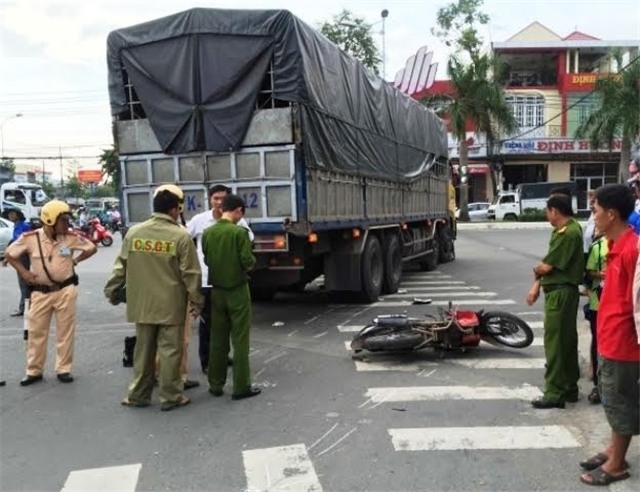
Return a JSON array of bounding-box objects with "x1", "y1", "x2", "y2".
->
[
  {"x1": 121, "y1": 398, "x2": 150, "y2": 408},
  {"x1": 160, "y1": 396, "x2": 190, "y2": 412},
  {"x1": 580, "y1": 467, "x2": 630, "y2": 486},
  {"x1": 580, "y1": 453, "x2": 630, "y2": 471}
]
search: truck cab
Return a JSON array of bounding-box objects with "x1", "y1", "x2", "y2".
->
[
  {"x1": 487, "y1": 192, "x2": 519, "y2": 221},
  {"x1": 0, "y1": 182, "x2": 49, "y2": 222}
]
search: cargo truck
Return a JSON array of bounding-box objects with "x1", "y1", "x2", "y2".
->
[
  {"x1": 106, "y1": 8, "x2": 455, "y2": 302},
  {"x1": 487, "y1": 181, "x2": 578, "y2": 220}
]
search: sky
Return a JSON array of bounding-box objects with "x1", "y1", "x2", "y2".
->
[{"x1": 0, "y1": 0, "x2": 639, "y2": 181}]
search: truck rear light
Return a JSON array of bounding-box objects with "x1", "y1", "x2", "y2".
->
[
  {"x1": 352, "y1": 228, "x2": 361, "y2": 238},
  {"x1": 253, "y1": 234, "x2": 288, "y2": 252},
  {"x1": 308, "y1": 233, "x2": 318, "y2": 244},
  {"x1": 293, "y1": 257, "x2": 302, "y2": 266},
  {"x1": 401, "y1": 223, "x2": 408, "y2": 230}
]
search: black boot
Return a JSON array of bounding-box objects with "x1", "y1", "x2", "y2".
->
[{"x1": 123, "y1": 336, "x2": 136, "y2": 367}]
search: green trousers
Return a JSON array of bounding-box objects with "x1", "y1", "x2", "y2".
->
[
  {"x1": 543, "y1": 287, "x2": 580, "y2": 402},
  {"x1": 208, "y1": 284, "x2": 252, "y2": 395},
  {"x1": 128, "y1": 323, "x2": 183, "y2": 405}
]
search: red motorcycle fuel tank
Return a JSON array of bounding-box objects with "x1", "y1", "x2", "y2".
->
[{"x1": 455, "y1": 310, "x2": 481, "y2": 347}]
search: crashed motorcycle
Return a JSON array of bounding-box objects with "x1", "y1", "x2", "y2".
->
[{"x1": 350, "y1": 302, "x2": 534, "y2": 356}]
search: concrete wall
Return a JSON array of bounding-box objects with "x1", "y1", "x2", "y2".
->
[
  {"x1": 508, "y1": 22, "x2": 562, "y2": 42},
  {"x1": 548, "y1": 161, "x2": 571, "y2": 181}
]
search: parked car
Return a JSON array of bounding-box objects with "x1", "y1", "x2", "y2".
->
[
  {"x1": 455, "y1": 202, "x2": 491, "y2": 221},
  {"x1": 0, "y1": 217, "x2": 14, "y2": 258}
]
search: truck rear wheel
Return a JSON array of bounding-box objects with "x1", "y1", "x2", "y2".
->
[
  {"x1": 360, "y1": 235, "x2": 384, "y2": 302},
  {"x1": 382, "y1": 234, "x2": 402, "y2": 294}
]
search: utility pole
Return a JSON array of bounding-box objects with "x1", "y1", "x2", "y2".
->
[{"x1": 42, "y1": 160, "x2": 45, "y2": 183}]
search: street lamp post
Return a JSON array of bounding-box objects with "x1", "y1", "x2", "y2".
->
[
  {"x1": 0, "y1": 113, "x2": 24, "y2": 161},
  {"x1": 380, "y1": 9, "x2": 389, "y2": 80}
]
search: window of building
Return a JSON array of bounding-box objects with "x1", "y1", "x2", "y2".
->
[{"x1": 505, "y1": 95, "x2": 545, "y2": 129}]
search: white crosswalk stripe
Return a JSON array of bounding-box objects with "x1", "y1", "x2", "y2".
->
[
  {"x1": 61, "y1": 464, "x2": 141, "y2": 492},
  {"x1": 373, "y1": 299, "x2": 517, "y2": 307},
  {"x1": 388, "y1": 426, "x2": 580, "y2": 451},
  {"x1": 385, "y1": 291, "x2": 498, "y2": 298},
  {"x1": 242, "y1": 444, "x2": 322, "y2": 492},
  {"x1": 364, "y1": 385, "x2": 542, "y2": 402},
  {"x1": 451, "y1": 358, "x2": 546, "y2": 369}
]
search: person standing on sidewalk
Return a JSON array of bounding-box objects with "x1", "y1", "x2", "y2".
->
[
  {"x1": 104, "y1": 184, "x2": 204, "y2": 411},
  {"x1": 202, "y1": 194, "x2": 259, "y2": 400},
  {"x1": 186, "y1": 184, "x2": 253, "y2": 373},
  {"x1": 579, "y1": 184, "x2": 639, "y2": 486},
  {"x1": 526, "y1": 193, "x2": 584, "y2": 409},
  {"x1": 2, "y1": 207, "x2": 32, "y2": 317},
  {"x1": 5, "y1": 200, "x2": 97, "y2": 386}
]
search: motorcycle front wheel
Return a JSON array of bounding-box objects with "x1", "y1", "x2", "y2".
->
[
  {"x1": 362, "y1": 331, "x2": 423, "y2": 352},
  {"x1": 479, "y1": 311, "x2": 534, "y2": 348},
  {"x1": 101, "y1": 236, "x2": 114, "y2": 247}
]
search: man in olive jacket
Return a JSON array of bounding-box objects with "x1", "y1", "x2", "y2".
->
[
  {"x1": 105, "y1": 184, "x2": 204, "y2": 411},
  {"x1": 202, "y1": 194, "x2": 259, "y2": 400}
]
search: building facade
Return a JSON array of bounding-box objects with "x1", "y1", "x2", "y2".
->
[{"x1": 419, "y1": 22, "x2": 638, "y2": 215}]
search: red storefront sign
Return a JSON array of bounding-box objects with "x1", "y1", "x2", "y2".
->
[{"x1": 562, "y1": 72, "x2": 621, "y2": 91}]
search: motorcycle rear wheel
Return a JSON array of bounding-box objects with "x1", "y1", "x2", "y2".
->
[
  {"x1": 362, "y1": 331, "x2": 423, "y2": 351},
  {"x1": 101, "y1": 236, "x2": 114, "y2": 247},
  {"x1": 479, "y1": 311, "x2": 534, "y2": 348}
]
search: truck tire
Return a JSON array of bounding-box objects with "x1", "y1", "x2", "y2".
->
[
  {"x1": 382, "y1": 234, "x2": 402, "y2": 294},
  {"x1": 419, "y1": 237, "x2": 439, "y2": 271},
  {"x1": 504, "y1": 213, "x2": 518, "y2": 221},
  {"x1": 360, "y1": 235, "x2": 384, "y2": 302},
  {"x1": 437, "y1": 226, "x2": 455, "y2": 264}
]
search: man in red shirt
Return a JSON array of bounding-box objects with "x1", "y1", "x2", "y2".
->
[{"x1": 580, "y1": 184, "x2": 639, "y2": 486}]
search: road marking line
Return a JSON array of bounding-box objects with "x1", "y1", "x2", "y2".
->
[
  {"x1": 402, "y1": 275, "x2": 451, "y2": 279},
  {"x1": 515, "y1": 311, "x2": 544, "y2": 316},
  {"x1": 354, "y1": 361, "x2": 419, "y2": 372},
  {"x1": 312, "y1": 331, "x2": 328, "y2": 339},
  {"x1": 528, "y1": 321, "x2": 543, "y2": 328},
  {"x1": 396, "y1": 286, "x2": 481, "y2": 291},
  {"x1": 373, "y1": 299, "x2": 516, "y2": 307},
  {"x1": 388, "y1": 425, "x2": 580, "y2": 451},
  {"x1": 308, "y1": 423, "x2": 339, "y2": 451},
  {"x1": 316, "y1": 427, "x2": 358, "y2": 457},
  {"x1": 337, "y1": 325, "x2": 364, "y2": 333},
  {"x1": 365, "y1": 385, "x2": 542, "y2": 402},
  {"x1": 452, "y1": 358, "x2": 546, "y2": 369},
  {"x1": 243, "y1": 444, "x2": 322, "y2": 492},
  {"x1": 61, "y1": 463, "x2": 142, "y2": 492},
  {"x1": 399, "y1": 280, "x2": 466, "y2": 285},
  {"x1": 263, "y1": 351, "x2": 287, "y2": 364},
  {"x1": 386, "y1": 292, "x2": 498, "y2": 298},
  {"x1": 403, "y1": 270, "x2": 442, "y2": 275}
]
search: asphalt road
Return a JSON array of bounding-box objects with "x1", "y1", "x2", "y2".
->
[{"x1": 1, "y1": 228, "x2": 638, "y2": 492}]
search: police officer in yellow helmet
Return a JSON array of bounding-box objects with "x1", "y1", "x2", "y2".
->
[
  {"x1": 105, "y1": 184, "x2": 204, "y2": 411},
  {"x1": 6, "y1": 200, "x2": 97, "y2": 386}
]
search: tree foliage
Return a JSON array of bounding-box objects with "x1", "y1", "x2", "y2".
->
[
  {"x1": 426, "y1": 0, "x2": 514, "y2": 220},
  {"x1": 99, "y1": 147, "x2": 120, "y2": 191},
  {"x1": 0, "y1": 158, "x2": 16, "y2": 173},
  {"x1": 320, "y1": 10, "x2": 381, "y2": 74},
  {"x1": 431, "y1": 0, "x2": 489, "y2": 60},
  {"x1": 65, "y1": 175, "x2": 87, "y2": 199},
  {"x1": 575, "y1": 50, "x2": 640, "y2": 182},
  {"x1": 93, "y1": 184, "x2": 117, "y2": 198}
]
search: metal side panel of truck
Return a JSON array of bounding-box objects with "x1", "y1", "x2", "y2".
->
[
  {"x1": 108, "y1": 8, "x2": 454, "y2": 303},
  {"x1": 116, "y1": 106, "x2": 453, "y2": 302}
]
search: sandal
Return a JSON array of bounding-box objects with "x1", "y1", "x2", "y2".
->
[
  {"x1": 580, "y1": 453, "x2": 630, "y2": 471},
  {"x1": 160, "y1": 395, "x2": 190, "y2": 412},
  {"x1": 588, "y1": 387, "x2": 601, "y2": 404},
  {"x1": 580, "y1": 466, "x2": 630, "y2": 486},
  {"x1": 121, "y1": 398, "x2": 150, "y2": 408}
]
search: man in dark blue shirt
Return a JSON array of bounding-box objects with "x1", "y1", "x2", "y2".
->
[{"x1": 2, "y1": 208, "x2": 31, "y2": 316}]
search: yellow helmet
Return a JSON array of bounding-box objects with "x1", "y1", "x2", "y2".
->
[
  {"x1": 153, "y1": 184, "x2": 184, "y2": 212},
  {"x1": 40, "y1": 200, "x2": 71, "y2": 226}
]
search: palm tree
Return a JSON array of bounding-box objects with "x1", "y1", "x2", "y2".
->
[
  {"x1": 423, "y1": 54, "x2": 517, "y2": 221},
  {"x1": 575, "y1": 51, "x2": 640, "y2": 183}
]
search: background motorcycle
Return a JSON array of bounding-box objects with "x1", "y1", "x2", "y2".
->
[
  {"x1": 74, "y1": 217, "x2": 113, "y2": 247},
  {"x1": 351, "y1": 302, "x2": 534, "y2": 356}
]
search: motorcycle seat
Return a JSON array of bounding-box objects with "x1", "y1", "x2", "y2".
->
[{"x1": 373, "y1": 315, "x2": 409, "y2": 328}]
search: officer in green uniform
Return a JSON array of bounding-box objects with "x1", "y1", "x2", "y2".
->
[
  {"x1": 201, "y1": 194, "x2": 259, "y2": 400},
  {"x1": 526, "y1": 193, "x2": 584, "y2": 409},
  {"x1": 104, "y1": 184, "x2": 204, "y2": 411}
]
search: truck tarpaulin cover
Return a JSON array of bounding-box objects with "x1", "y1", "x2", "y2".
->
[{"x1": 107, "y1": 8, "x2": 448, "y2": 180}]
